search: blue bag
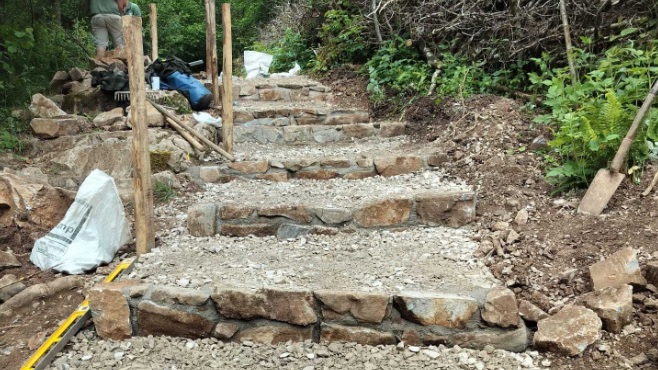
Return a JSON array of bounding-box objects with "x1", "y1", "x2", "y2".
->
[{"x1": 160, "y1": 71, "x2": 213, "y2": 111}]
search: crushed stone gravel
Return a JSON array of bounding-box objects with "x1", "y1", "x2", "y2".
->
[
  {"x1": 177, "y1": 170, "x2": 470, "y2": 210},
  {"x1": 132, "y1": 227, "x2": 498, "y2": 295},
  {"x1": 203, "y1": 136, "x2": 433, "y2": 163},
  {"x1": 46, "y1": 331, "x2": 546, "y2": 370}
]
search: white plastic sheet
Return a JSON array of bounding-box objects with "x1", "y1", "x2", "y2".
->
[
  {"x1": 193, "y1": 112, "x2": 222, "y2": 128},
  {"x1": 271, "y1": 63, "x2": 301, "y2": 78},
  {"x1": 30, "y1": 170, "x2": 132, "y2": 274},
  {"x1": 244, "y1": 50, "x2": 273, "y2": 79}
]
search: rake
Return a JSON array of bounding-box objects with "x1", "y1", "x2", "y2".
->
[{"x1": 114, "y1": 90, "x2": 163, "y2": 102}]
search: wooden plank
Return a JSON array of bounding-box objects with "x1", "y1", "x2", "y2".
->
[
  {"x1": 205, "y1": 0, "x2": 220, "y2": 107},
  {"x1": 221, "y1": 3, "x2": 234, "y2": 154},
  {"x1": 149, "y1": 3, "x2": 158, "y2": 61},
  {"x1": 122, "y1": 15, "x2": 155, "y2": 256}
]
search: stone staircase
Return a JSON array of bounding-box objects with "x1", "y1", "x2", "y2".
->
[{"x1": 84, "y1": 76, "x2": 528, "y2": 353}]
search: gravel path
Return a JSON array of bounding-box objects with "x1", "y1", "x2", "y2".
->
[
  {"x1": 235, "y1": 100, "x2": 338, "y2": 110},
  {"x1": 133, "y1": 227, "x2": 497, "y2": 295},
  {"x1": 203, "y1": 136, "x2": 432, "y2": 163},
  {"x1": 47, "y1": 331, "x2": 548, "y2": 370},
  {"x1": 177, "y1": 170, "x2": 470, "y2": 210}
]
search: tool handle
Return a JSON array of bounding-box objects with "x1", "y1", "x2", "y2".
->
[{"x1": 610, "y1": 79, "x2": 658, "y2": 172}]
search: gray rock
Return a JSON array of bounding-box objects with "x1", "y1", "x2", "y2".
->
[
  {"x1": 0, "y1": 251, "x2": 21, "y2": 271},
  {"x1": 187, "y1": 204, "x2": 217, "y2": 237},
  {"x1": 29, "y1": 94, "x2": 67, "y2": 118},
  {"x1": 277, "y1": 224, "x2": 310, "y2": 240},
  {"x1": 0, "y1": 274, "x2": 26, "y2": 302}
]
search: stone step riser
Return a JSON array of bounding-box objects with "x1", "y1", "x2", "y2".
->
[
  {"x1": 90, "y1": 283, "x2": 528, "y2": 352},
  {"x1": 190, "y1": 154, "x2": 449, "y2": 184},
  {"x1": 234, "y1": 122, "x2": 405, "y2": 145},
  {"x1": 205, "y1": 82, "x2": 333, "y2": 103},
  {"x1": 187, "y1": 191, "x2": 477, "y2": 239},
  {"x1": 235, "y1": 108, "x2": 369, "y2": 127}
]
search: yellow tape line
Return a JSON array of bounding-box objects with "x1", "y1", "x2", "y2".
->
[{"x1": 20, "y1": 259, "x2": 134, "y2": 370}]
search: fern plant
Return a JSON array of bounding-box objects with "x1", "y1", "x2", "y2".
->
[{"x1": 547, "y1": 91, "x2": 650, "y2": 193}]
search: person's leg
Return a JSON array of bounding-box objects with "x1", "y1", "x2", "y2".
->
[
  {"x1": 106, "y1": 14, "x2": 125, "y2": 50},
  {"x1": 91, "y1": 15, "x2": 109, "y2": 59}
]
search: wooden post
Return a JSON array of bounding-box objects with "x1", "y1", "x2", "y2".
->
[
  {"x1": 205, "y1": 0, "x2": 220, "y2": 107},
  {"x1": 221, "y1": 3, "x2": 233, "y2": 154},
  {"x1": 149, "y1": 4, "x2": 158, "y2": 61},
  {"x1": 122, "y1": 15, "x2": 155, "y2": 256}
]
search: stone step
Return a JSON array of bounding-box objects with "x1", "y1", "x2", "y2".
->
[
  {"x1": 204, "y1": 76, "x2": 333, "y2": 103},
  {"x1": 234, "y1": 121, "x2": 404, "y2": 145},
  {"x1": 233, "y1": 101, "x2": 369, "y2": 127},
  {"x1": 183, "y1": 171, "x2": 476, "y2": 238},
  {"x1": 188, "y1": 137, "x2": 447, "y2": 183},
  {"x1": 89, "y1": 227, "x2": 527, "y2": 352}
]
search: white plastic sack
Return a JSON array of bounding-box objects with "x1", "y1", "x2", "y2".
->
[
  {"x1": 244, "y1": 50, "x2": 273, "y2": 79},
  {"x1": 193, "y1": 112, "x2": 222, "y2": 128},
  {"x1": 30, "y1": 170, "x2": 132, "y2": 274},
  {"x1": 271, "y1": 63, "x2": 301, "y2": 78}
]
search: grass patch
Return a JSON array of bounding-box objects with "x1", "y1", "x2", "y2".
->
[{"x1": 153, "y1": 181, "x2": 175, "y2": 203}]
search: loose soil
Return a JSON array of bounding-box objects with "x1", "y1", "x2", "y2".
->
[
  {"x1": 0, "y1": 289, "x2": 86, "y2": 370},
  {"x1": 404, "y1": 94, "x2": 658, "y2": 368},
  {"x1": 320, "y1": 67, "x2": 370, "y2": 111}
]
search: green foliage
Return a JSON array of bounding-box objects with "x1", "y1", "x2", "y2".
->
[
  {"x1": 364, "y1": 37, "x2": 432, "y2": 100},
  {"x1": 269, "y1": 29, "x2": 315, "y2": 72},
  {"x1": 432, "y1": 46, "x2": 492, "y2": 98},
  {"x1": 0, "y1": 110, "x2": 29, "y2": 152},
  {"x1": 153, "y1": 181, "x2": 176, "y2": 203},
  {"x1": 313, "y1": 8, "x2": 368, "y2": 72},
  {"x1": 532, "y1": 39, "x2": 658, "y2": 193}
]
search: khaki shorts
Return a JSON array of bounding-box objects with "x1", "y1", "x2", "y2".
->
[{"x1": 91, "y1": 14, "x2": 124, "y2": 48}]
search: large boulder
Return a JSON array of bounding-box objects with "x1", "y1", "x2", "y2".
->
[
  {"x1": 575, "y1": 285, "x2": 633, "y2": 333},
  {"x1": 127, "y1": 102, "x2": 165, "y2": 127},
  {"x1": 29, "y1": 94, "x2": 67, "y2": 118},
  {"x1": 93, "y1": 108, "x2": 125, "y2": 128},
  {"x1": 30, "y1": 115, "x2": 88, "y2": 139},
  {"x1": 49, "y1": 71, "x2": 71, "y2": 92},
  {"x1": 589, "y1": 248, "x2": 646, "y2": 290},
  {"x1": 62, "y1": 86, "x2": 118, "y2": 117},
  {"x1": 0, "y1": 173, "x2": 74, "y2": 243},
  {"x1": 481, "y1": 287, "x2": 520, "y2": 328},
  {"x1": 534, "y1": 305, "x2": 602, "y2": 356}
]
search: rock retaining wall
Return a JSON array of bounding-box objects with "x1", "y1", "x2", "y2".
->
[
  {"x1": 186, "y1": 191, "x2": 477, "y2": 238},
  {"x1": 89, "y1": 283, "x2": 528, "y2": 352},
  {"x1": 234, "y1": 106, "x2": 369, "y2": 127},
  {"x1": 234, "y1": 122, "x2": 405, "y2": 144},
  {"x1": 188, "y1": 153, "x2": 449, "y2": 184},
  {"x1": 205, "y1": 81, "x2": 332, "y2": 103}
]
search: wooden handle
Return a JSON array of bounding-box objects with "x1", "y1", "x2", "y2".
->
[
  {"x1": 610, "y1": 79, "x2": 658, "y2": 172},
  {"x1": 166, "y1": 117, "x2": 204, "y2": 151},
  {"x1": 148, "y1": 100, "x2": 235, "y2": 161}
]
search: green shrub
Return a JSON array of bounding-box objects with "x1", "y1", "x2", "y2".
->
[
  {"x1": 364, "y1": 37, "x2": 432, "y2": 101},
  {"x1": 532, "y1": 38, "x2": 658, "y2": 193},
  {"x1": 269, "y1": 29, "x2": 315, "y2": 72},
  {"x1": 313, "y1": 8, "x2": 368, "y2": 72},
  {"x1": 0, "y1": 110, "x2": 29, "y2": 152}
]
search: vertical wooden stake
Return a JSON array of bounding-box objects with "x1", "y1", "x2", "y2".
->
[
  {"x1": 122, "y1": 15, "x2": 155, "y2": 256},
  {"x1": 221, "y1": 3, "x2": 233, "y2": 154},
  {"x1": 149, "y1": 4, "x2": 158, "y2": 61},
  {"x1": 559, "y1": 0, "x2": 578, "y2": 86},
  {"x1": 205, "y1": 0, "x2": 220, "y2": 107}
]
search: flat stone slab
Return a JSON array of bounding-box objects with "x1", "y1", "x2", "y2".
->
[
  {"x1": 191, "y1": 136, "x2": 446, "y2": 183},
  {"x1": 133, "y1": 228, "x2": 497, "y2": 296},
  {"x1": 182, "y1": 171, "x2": 475, "y2": 234}
]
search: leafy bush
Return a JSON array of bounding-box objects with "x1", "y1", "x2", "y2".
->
[
  {"x1": 364, "y1": 37, "x2": 432, "y2": 100},
  {"x1": 313, "y1": 9, "x2": 368, "y2": 72},
  {"x1": 269, "y1": 29, "x2": 315, "y2": 72},
  {"x1": 0, "y1": 110, "x2": 29, "y2": 152},
  {"x1": 532, "y1": 38, "x2": 658, "y2": 193}
]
